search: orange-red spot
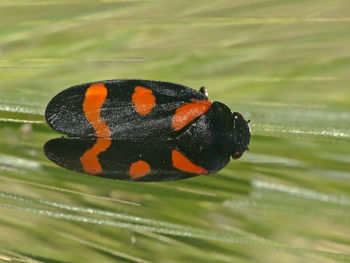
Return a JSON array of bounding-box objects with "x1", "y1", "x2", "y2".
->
[
  {"x1": 128, "y1": 160, "x2": 151, "y2": 179},
  {"x1": 172, "y1": 149, "x2": 208, "y2": 174},
  {"x1": 132, "y1": 86, "x2": 156, "y2": 115},
  {"x1": 83, "y1": 83, "x2": 111, "y2": 138},
  {"x1": 172, "y1": 100, "x2": 212, "y2": 131},
  {"x1": 80, "y1": 83, "x2": 111, "y2": 174},
  {"x1": 80, "y1": 138, "x2": 111, "y2": 175}
]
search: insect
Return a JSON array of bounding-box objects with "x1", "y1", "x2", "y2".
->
[{"x1": 44, "y1": 79, "x2": 250, "y2": 182}]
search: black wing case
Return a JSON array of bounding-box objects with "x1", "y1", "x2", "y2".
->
[
  {"x1": 45, "y1": 79, "x2": 208, "y2": 139},
  {"x1": 44, "y1": 137, "x2": 199, "y2": 182}
]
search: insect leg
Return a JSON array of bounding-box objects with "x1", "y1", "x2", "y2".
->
[{"x1": 199, "y1": 87, "x2": 208, "y2": 98}]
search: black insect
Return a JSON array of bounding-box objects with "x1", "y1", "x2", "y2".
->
[{"x1": 44, "y1": 79, "x2": 250, "y2": 181}]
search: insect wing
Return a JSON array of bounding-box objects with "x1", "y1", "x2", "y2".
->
[
  {"x1": 45, "y1": 80, "x2": 208, "y2": 139},
  {"x1": 44, "y1": 137, "x2": 205, "y2": 182}
]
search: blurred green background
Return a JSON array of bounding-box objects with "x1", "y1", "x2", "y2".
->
[{"x1": 0, "y1": 0, "x2": 350, "y2": 262}]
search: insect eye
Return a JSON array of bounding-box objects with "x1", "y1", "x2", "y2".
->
[
  {"x1": 233, "y1": 152, "x2": 243, "y2": 159},
  {"x1": 233, "y1": 112, "x2": 244, "y2": 120}
]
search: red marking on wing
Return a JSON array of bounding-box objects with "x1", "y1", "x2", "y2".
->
[
  {"x1": 172, "y1": 100, "x2": 212, "y2": 131},
  {"x1": 172, "y1": 149, "x2": 208, "y2": 174},
  {"x1": 80, "y1": 83, "x2": 111, "y2": 174},
  {"x1": 82, "y1": 83, "x2": 111, "y2": 138},
  {"x1": 129, "y1": 160, "x2": 151, "y2": 178},
  {"x1": 132, "y1": 86, "x2": 156, "y2": 115},
  {"x1": 80, "y1": 138, "x2": 111, "y2": 174}
]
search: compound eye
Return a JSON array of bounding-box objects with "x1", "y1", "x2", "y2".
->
[
  {"x1": 233, "y1": 112, "x2": 244, "y2": 120},
  {"x1": 233, "y1": 152, "x2": 244, "y2": 159}
]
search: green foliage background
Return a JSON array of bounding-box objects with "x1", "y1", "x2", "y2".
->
[{"x1": 0, "y1": 0, "x2": 349, "y2": 262}]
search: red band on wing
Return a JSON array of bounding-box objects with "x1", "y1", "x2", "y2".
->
[
  {"x1": 80, "y1": 138, "x2": 111, "y2": 174},
  {"x1": 172, "y1": 100, "x2": 212, "y2": 131},
  {"x1": 132, "y1": 86, "x2": 156, "y2": 115},
  {"x1": 80, "y1": 83, "x2": 111, "y2": 174},
  {"x1": 82, "y1": 83, "x2": 111, "y2": 138},
  {"x1": 172, "y1": 149, "x2": 208, "y2": 174}
]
